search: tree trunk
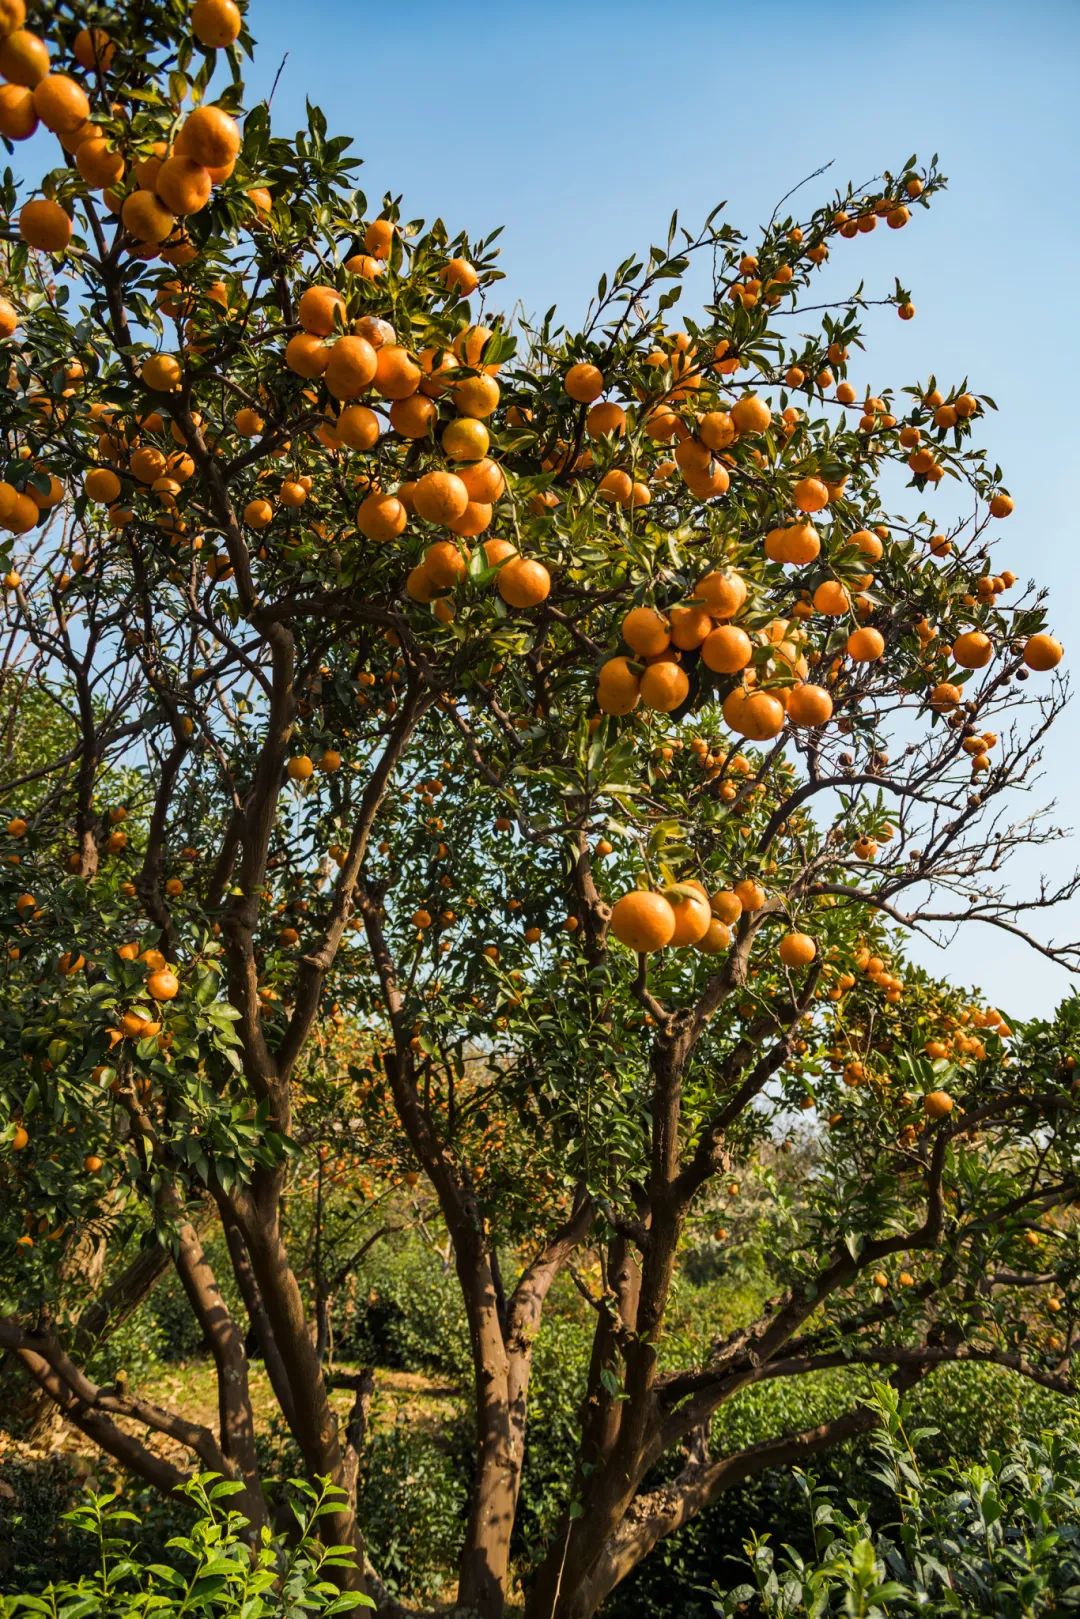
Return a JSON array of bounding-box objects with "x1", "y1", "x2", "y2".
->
[
  {"x1": 234, "y1": 1196, "x2": 369, "y2": 1591},
  {"x1": 455, "y1": 1260, "x2": 522, "y2": 1619}
]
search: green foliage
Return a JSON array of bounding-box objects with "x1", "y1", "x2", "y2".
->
[
  {"x1": 0, "y1": 1474, "x2": 369, "y2": 1616},
  {"x1": 333, "y1": 1233, "x2": 468, "y2": 1375},
  {"x1": 608, "y1": 1363, "x2": 1071, "y2": 1619},
  {"x1": 713, "y1": 1385, "x2": 1080, "y2": 1618},
  {"x1": 355, "y1": 1421, "x2": 468, "y2": 1603}
]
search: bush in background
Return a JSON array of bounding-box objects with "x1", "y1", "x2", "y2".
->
[{"x1": 713, "y1": 1384, "x2": 1080, "y2": 1617}]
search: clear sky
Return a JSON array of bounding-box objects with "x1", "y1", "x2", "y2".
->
[{"x1": 245, "y1": 0, "x2": 1079, "y2": 1019}]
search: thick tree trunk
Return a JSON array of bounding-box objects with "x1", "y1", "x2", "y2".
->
[
  {"x1": 455, "y1": 1257, "x2": 523, "y2": 1619},
  {"x1": 172, "y1": 1217, "x2": 266, "y2": 1534},
  {"x1": 235, "y1": 1196, "x2": 369, "y2": 1591}
]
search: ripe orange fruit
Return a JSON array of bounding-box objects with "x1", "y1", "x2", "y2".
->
[
  {"x1": 129, "y1": 446, "x2": 166, "y2": 483},
  {"x1": 989, "y1": 492, "x2": 1014, "y2": 518},
  {"x1": 121, "y1": 189, "x2": 175, "y2": 244},
  {"x1": 0, "y1": 28, "x2": 49, "y2": 86},
  {"x1": 73, "y1": 26, "x2": 115, "y2": 70},
  {"x1": 849, "y1": 528, "x2": 883, "y2": 561},
  {"x1": 599, "y1": 469, "x2": 633, "y2": 506},
  {"x1": 443, "y1": 416, "x2": 489, "y2": 461},
  {"x1": 674, "y1": 438, "x2": 712, "y2": 478},
  {"x1": 709, "y1": 890, "x2": 742, "y2": 925},
  {"x1": 12, "y1": 1124, "x2": 29, "y2": 1150},
  {"x1": 85, "y1": 467, "x2": 121, "y2": 503},
  {"x1": 640, "y1": 660, "x2": 689, "y2": 712},
  {"x1": 83, "y1": 1153, "x2": 103, "y2": 1173},
  {"x1": 952, "y1": 630, "x2": 992, "y2": 669},
  {"x1": 336, "y1": 404, "x2": 381, "y2": 450},
  {"x1": 622, "y1": 606, "x2": 670, "y2": 658},
  {"x1": 244, "y1": 497, "x2": 273, "y2": 528},
  {"x1": 147, "y1": 967, "x2": 179, "y2": 1001},
  {"x1": 701, "y1": 624, "x2": 752, "y2": 674},
  {"x1": 609, "y1": 890, "x2": 676, "y2": 952},
  {"x1": 373, "y1": 345, "x2": 421, "y2": 400},
  {"x1": 176, "y1": 104, "x2": 241, "y2": 169},
  {"x1": 287, "y1": 755, "x2": 314, "y2": 781},
  {"x1": 76, "y1": 136, "x2": 124, "y2": 189},
  {"x1": 446, "y1": 500, "x2": 492, "y2": 537},
  {"x1": 778, "y1": 931, "x2": 816, "y2": 968},
  {"x1": 730, "y1": 394, "x2": 771, "y2": 436},
  {"x1": 497, "y1": 556, "x2": 551, "y2": 609},
  {"x1": 597, "y1": 656, "x2": 641, "y2": 715},
  {"x1": 155, "y1": 155, "x2": 213, "y2": 215},
  {"x1": 764, "y1": 523, "x2": 820, "y2": 566},
  {"x1": 363, "y1": 217, "x2": 394, "y2": 259},
  {"x1": 405, "y1": 563, "x2": 439, "y2": 603},
  {"x1": 669, "y1": 605, "x2": 712, "y2": 650},
  {"x1": 846, "y1": 626, "x2": 885, "y2": 662},
  {"x1": 792, "y1": 476, "x2": 829, "y2": 513},
  {"x1": 459, "y1": 458, "x2": 505, "y2": 503},
  {"x1": 297, "y1": 284, "x2": 344, "y2": 336},
  {"x1": 389, "y1": 394, "x2": 436, "y2": 437},
  {"x1": 786, "y1": 683, "x2": 833, "y2": 727},
  {"x1": 439, "y1": 257, "x2": 479, "y2": 295},
  {"x1": 734, "y1": 879, "x2": 765, "y2": 912},
  {"x1": 454, "y1": 324, "x2": 497, "y2": 367},
  {"x1": 698, "y1": 410, "x2": 736, "y2": 451},
  {"x1": 414, "y1": 470, "x2": 469, "y2": 525},
  {"x1": 696, "y1": 918, "x2": 732, "y2": 954},
  {"x1": 192, "y1": 0, "x2": 242, "y2": 47},
  {"x1": 0, "y1": 0, "x2": 27, "y2": 34},
  {"x1": 923, "y1": 1090, "x2": 953, "y2": 1119},
  {"x1": 722, "y1": 687, "x2": 784, "y2": 740},
  {"x1": 452, "y1": 374, "x2": 500, "y2": 418},
  {"x1": 356, "y1": 491, "x2": 407, "y2": 541},
  {"x1": 696, "y1": 569, "x2": 746, "y2": 619},
  {"x1": 565, "y1": 362, "x2": 604, "y2": 403},
  {"x1": 279, "y1": 479, "x2": 307, "y2": 508},
  {"x1": 285, "y1": 333, "x2": 329, "y2": 378},
  {"x1": 1023, "y1": 634, "x2": 1062, "y2": 672},
  {"x1": 5, "y1": 491, "x2": 37, "y2": 532},
  {"x1": 664, "y1": 882, "x2": 712, "y2": 946},
  {"x1": 31, "y1": 73, "x2": 89, "y2": 133},
  {"x1": 812, "y1": 580, "x2": 850, "y2": 616},
  {"x1": 586, "y1": 401, "x2": 626, "y2": 439},
  {"x1": 424, "y1": 540, "x2": 468, "y2": 588},
  {"x1": 325, "y1": 335, "x2": 378, "y2": 399},
  {"x1": 18, "y1": 198, "x2": 71, "y2": 252},
  {"x1": 0, "y1": 83, "x2": 38, "y2": 139},
  {"x1": 141, "y1": 353, "x2": 182, "y2": 391}
]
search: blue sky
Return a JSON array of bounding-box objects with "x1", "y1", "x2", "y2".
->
[{"x1": 247, "y1": 0, "x2": 1079, "y2": 1016}]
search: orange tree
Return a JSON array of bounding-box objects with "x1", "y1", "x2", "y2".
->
[{"x1": 0, "y1": 1, "x2": 1078, "y2": 1613}]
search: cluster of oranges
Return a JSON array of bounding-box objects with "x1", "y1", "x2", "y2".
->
[
  {"x1": 606, "y1": 874, "x2": 813, "y2": 966},
  {"x1": 3, "y1": 0, "x2": 243, "y2": 258},
  {"x1": 257, "y1": 284, "x2": 552, "y2": 617}
]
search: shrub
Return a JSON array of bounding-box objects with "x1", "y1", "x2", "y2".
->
[
  {"x1": 0, "y1": 1474, "x2": 369, "y2": 1616},
  {"x1": 607, "y1": 1362, "x2": 1073, "y2": 1619},
  {"x1": 713, "y1": 1384, "x2": 1080, "y2": 1618},
  {"x1": 333, "y1": 1234, "x2": 468, "y2": 1376},
  {"x1": 356, "y1": 1419, "x2": 469, "y2": 1602}
]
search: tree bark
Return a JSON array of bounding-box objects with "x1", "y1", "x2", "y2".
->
[{"x1": 231, "y1": 1191, "x2": 369, "y2": 1592}]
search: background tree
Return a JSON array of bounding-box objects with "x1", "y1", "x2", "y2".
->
[{"x1": 0, "y1": 2, "x2": 1076, "y2": 1616}]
